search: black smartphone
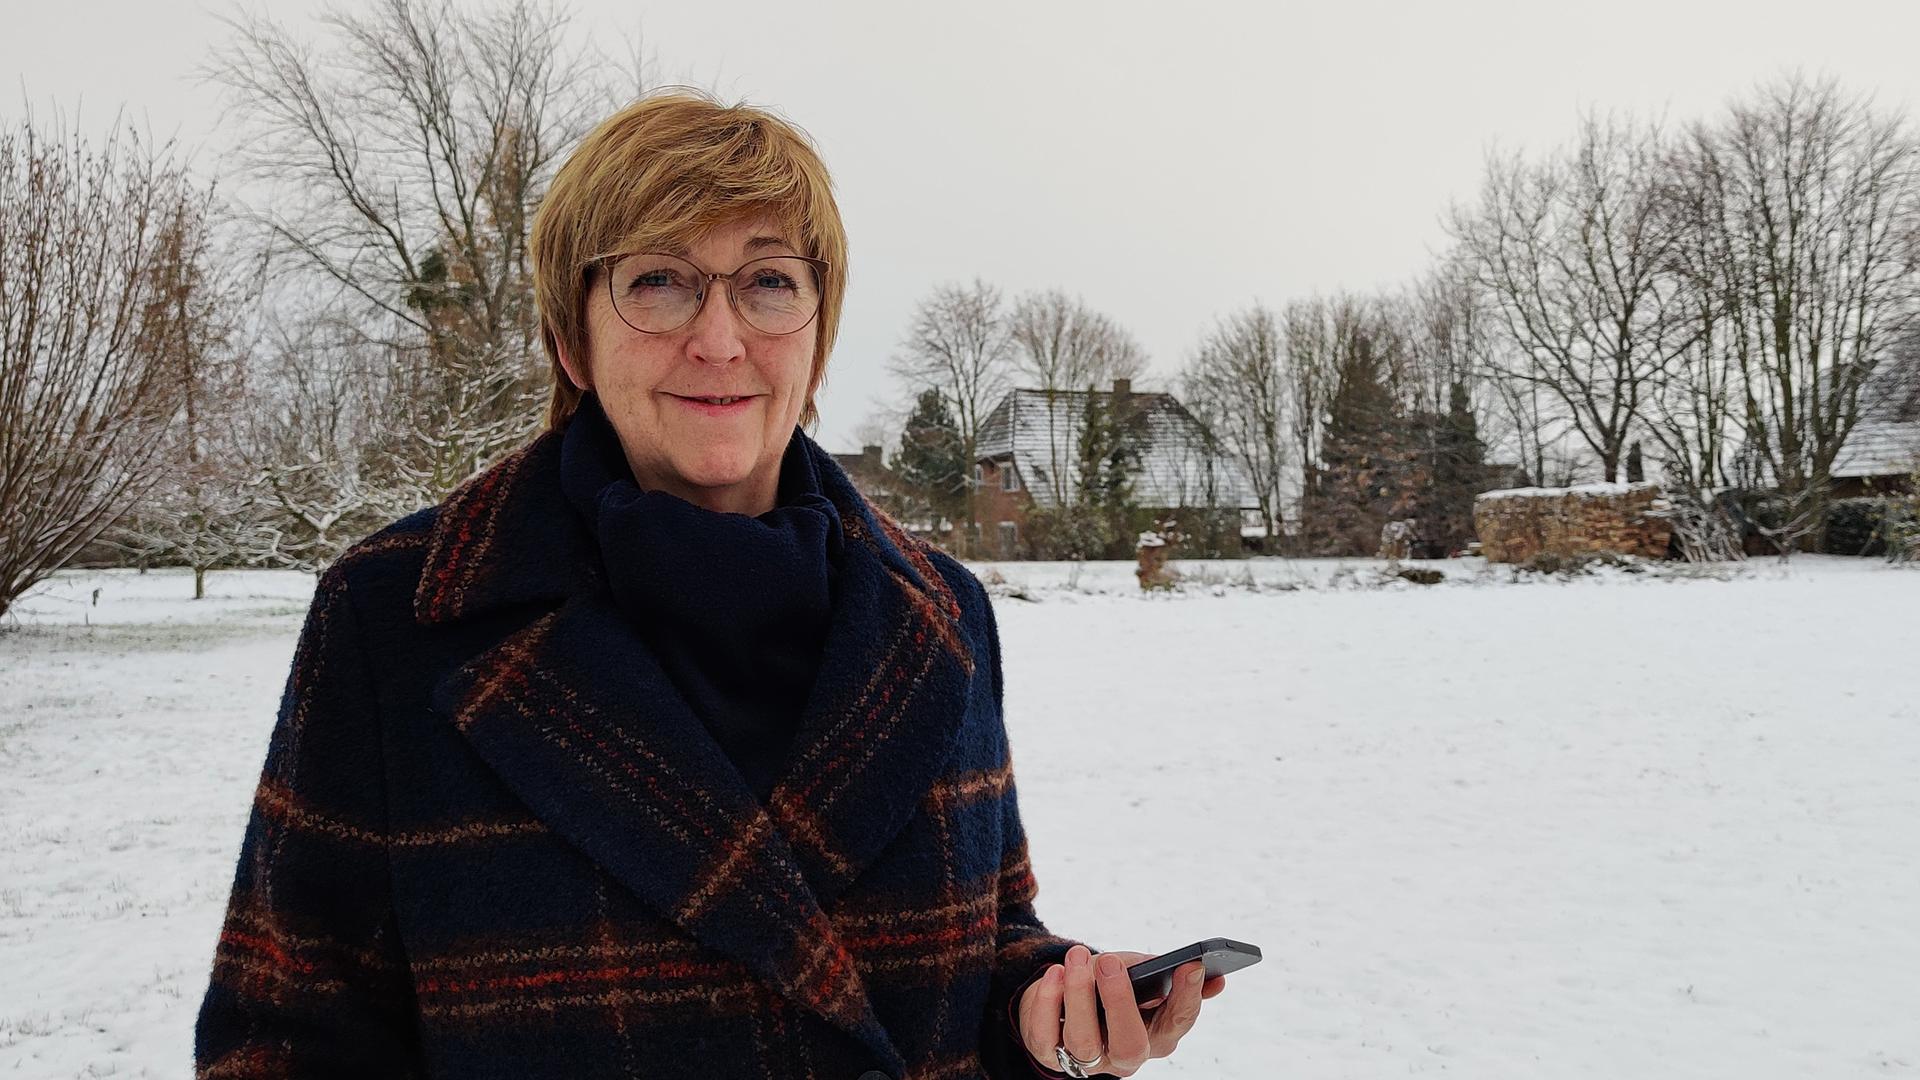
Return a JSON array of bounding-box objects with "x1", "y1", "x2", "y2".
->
[{"x1": 1121, "y1": 937, "x2": 1262, "y2": 1007}]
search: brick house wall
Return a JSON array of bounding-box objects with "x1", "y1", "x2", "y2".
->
[{"x1": 973, "y1": 458, "x2": 1028, "y2": 558}]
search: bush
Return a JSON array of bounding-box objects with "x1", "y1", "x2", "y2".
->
[
  {"x1": 1170, "y1": 507, "x2": 1247, "y2": 559},
  {"x1": 1021, "y1": 504, "x2": 1127, "y2": 560},
  {"x1": 1820, "y1": 497, "x2": 1888, "y2": 555},
  {"x1": 1882, "y1": 498, "x2": 1920, "y2": 563}
]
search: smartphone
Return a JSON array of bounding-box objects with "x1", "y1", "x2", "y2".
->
[{"x1": 1121, "y1": 937, "x2": 1262, "y2": 1007}]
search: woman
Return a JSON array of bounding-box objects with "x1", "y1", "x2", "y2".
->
[{"x1": 194, "y1": 90, "x2": 1226, "y2": 1080}]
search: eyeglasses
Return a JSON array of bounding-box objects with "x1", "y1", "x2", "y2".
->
[{"x1": 598, "y1": 251, "x2": 829, "y2": 337}]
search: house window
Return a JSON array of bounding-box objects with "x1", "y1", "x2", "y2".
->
[
  {"x1": 1003, "y1": 464, "x2": 1020, "y2": 492},
  {"x1": 973, "y1": 463, "x2": 984, "y2": 488},
  {"x1": 998, "y1": 520, "x2": 1018, "y2": 557}
]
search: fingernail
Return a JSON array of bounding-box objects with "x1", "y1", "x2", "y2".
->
[
  {"x1": 1189, "y1": 968, "x2": 1205, "y2": 986},
  {"x1": 1098, "y1": 954, "x2": 1120, "y2": 976}
]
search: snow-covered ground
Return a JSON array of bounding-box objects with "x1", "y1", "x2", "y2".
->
[{"x1": 2, "y1": 556, "x2": 1917, "y2": 1078}]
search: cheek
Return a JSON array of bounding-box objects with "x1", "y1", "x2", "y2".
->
[
  {"x1": 598, "y1": 339, "x2": 673, "y2": 394},
  {"x1": 781, "y1": 337, "x2": 818, "y2": 396}
]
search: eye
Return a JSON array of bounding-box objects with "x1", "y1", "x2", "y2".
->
[
  {"x1": 745, "y1": 269, "x2": 800, "y2": 291},
  {"x1": 628, "y1": 269, "x2": 682, "y2": 290}
]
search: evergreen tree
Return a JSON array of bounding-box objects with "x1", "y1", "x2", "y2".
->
[
  {"x1": 1412, "y1": 379, "x2": 1489, "y2": 557},
  {"x1": 1075, "y1": 384, "x2": 1141, "y2": 517},
  {"x1": 1313, "y1": 328, "x2": 1418, "y2": 555},
  {"x1": 1027, "y1": 386, "x2": 1145, "y2": 559},
  {"x1": 892, "y1": 388, "x2": 969, "y2": 534}
]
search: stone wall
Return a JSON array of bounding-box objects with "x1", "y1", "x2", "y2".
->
[{"x1": 1473, "y1": 482, "x2": 1673, "y2": 563}]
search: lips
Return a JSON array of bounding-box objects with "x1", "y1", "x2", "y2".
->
[{"x1": 667, "y1": 393, "x2": 759, "y2": 415}]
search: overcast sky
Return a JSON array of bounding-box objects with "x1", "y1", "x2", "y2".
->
[{"x1": 8, "y1": 0, "x2": 1920, "y2": 452}]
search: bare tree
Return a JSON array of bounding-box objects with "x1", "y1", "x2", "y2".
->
[
  {"x1": 889, "y1": 279, "x2": 1014, "y2": 553},
  {"x1": 104, "y1": 242, "x2": 278, "y2": 597},
  {"x1": 1642, "y1": 142, "x2": 1741, "y2": 494},
  {"x1": 1006, "y1": 289, "x2": 1149, "y2": 506},
  {"x1": 1450, "y1": 112, "x2": 1696, "y2": 482},
  {"x1": 852, "y1": 406, "x2": 900, "y2": 457},
  {"x1": 1676, "y1": 74, "x2": 1920, "y2": 500},
  {"x1": 1627, "y1": 137, "x2": 1749, "y2": 562},
  {"x1": 1276, "y1": 298, "x2": 1336, "y2": 541},
  {"x1": 241, "y1": 309, "x2": 426, "y2": 569},
  {"x1": 1181, "y1": 305, "x2": 1288, "y2": 542},
  {"x1": 110, "y1": 415, "x2": 285, "y2": 598},
  {"x1": 200, "y1": 0, "x2": 624, "y2": 500},
  {"x1": 1406, "y1": 259, "x2": 1509, "y2": 436},
  {"x1": 0, "y1": 109, "x2": 228, "y2": 619}
]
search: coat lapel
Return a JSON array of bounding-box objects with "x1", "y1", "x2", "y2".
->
[{"x1": 415, "y1": 427, "x2": 978, "y2": 1075}]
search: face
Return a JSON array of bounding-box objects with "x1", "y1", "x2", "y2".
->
[{"x1": 559, "y1": 215, "x2": 818, "y2": 517}]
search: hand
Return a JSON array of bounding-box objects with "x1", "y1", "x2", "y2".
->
[{"x1": 1016, "y1": 944, "x2": 1228, "y2": 1077}]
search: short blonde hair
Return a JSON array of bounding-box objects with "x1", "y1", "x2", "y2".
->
[{"x1": 530, "y1": 89, "x2": 848, "y2": 432}]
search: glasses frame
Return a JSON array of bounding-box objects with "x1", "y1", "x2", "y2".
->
[{"x1": 597, "y1": 251, "x2": 831, "y2": 337}]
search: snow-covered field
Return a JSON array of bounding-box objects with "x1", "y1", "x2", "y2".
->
[{"x1": 2, "y1": 556, "x2": 1917, "y2": 1078}]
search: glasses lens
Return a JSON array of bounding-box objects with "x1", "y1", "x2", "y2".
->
[
  {"x1": 730, "y1": 257, "x2": 821, "y2": 335},
  {"x1": 607, "y1": 253, "x2": 701, "y2": 332}
]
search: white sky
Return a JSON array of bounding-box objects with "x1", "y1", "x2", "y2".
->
[{"x1": 8, "y1": 0, "x2": 1920, "y2": 452}]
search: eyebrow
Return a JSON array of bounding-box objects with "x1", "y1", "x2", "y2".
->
[{"x1": 654, "y1": 235, "x2": 797, "y2": 262}]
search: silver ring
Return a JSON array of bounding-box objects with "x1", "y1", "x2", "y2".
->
[{"x1": 1054, "y1": 1043, "x2": 1105, "y2": 1078}]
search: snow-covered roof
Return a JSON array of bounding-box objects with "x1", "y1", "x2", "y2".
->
[
  {"x1": 975, "y1": 387, "x2": 1260, "y2": 511},
  {"x1": 1832, "y1": 359, "x2": 1920, "y2": 479}
]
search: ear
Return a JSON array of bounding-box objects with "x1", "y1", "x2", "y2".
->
[{"x1": 555, "y1": 333, "x2": 591, "y2": 392}]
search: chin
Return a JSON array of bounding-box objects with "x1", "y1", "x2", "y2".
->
[{"x1": 672, "y1": 448, "x2": 759, "y2": 489}]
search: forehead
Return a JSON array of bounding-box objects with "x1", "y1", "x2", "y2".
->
[
  {"x1": 669, "y1": 216, "x2": 798, "y2": 258},
  {"x1": 619, "y1": 211, "x2": 804, "y2": 261}
]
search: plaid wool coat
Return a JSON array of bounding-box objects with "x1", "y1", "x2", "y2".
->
[{"x1": 194, "y1": 426, "x2": 1096, "y2": 1080}]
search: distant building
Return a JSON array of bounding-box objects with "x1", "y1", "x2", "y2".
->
[
  {"x1": 1831, "y1": 355, "x2": 1920, "y2": 497},
  {"x1": 971, "y1": 378, "x2": 1263, "y2": 558},
  {"x1": 829, "y1": 444, "x2": 930, "y2": 533}
]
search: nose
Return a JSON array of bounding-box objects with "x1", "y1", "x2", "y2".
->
[{"x1": 682, "y1": 277, "x2": 748, "y2": 365}]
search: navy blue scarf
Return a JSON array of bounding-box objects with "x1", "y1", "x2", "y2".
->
[{"x1": 558, "y1": 392, "x2": 845, "y2": 803}]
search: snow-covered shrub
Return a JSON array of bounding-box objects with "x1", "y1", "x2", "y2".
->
[
  {"x1": 1656, "y1": 482, "x2": 1746, "y2": 563},
  {"x1": 1513, "y1": 550, "x2": 1647, "y2": 577}
]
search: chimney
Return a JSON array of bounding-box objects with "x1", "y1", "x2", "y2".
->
[
  {"x1": 861, "y1": 444, "x2": 883, "y2": 471},
  {"x1": 1111, "y1": 377, "x2": 1132, "y2": 418}
]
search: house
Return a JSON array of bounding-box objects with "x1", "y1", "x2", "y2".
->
[
  {"x1": 829, "y1": 445, "x2": 931, "y2": 534},
  {"x1": 970, "y1": 378, "x2": 1263, "y2": 558},
  {"x1": 1831, "y1": 355, "x2": 1920, "y2": 497}
]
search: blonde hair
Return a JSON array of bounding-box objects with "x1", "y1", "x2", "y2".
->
[{"x1": 530, "y1": 89, "x2": 848, "y2": 432}]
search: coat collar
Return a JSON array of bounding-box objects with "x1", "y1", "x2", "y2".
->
[{"x1": 415, "y1": 426, "x2": 978, "y2": 1075}]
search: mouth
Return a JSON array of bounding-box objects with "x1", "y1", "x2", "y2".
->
[{"x1": 666, "y1": 393, "x2": 760, "y2": 414}]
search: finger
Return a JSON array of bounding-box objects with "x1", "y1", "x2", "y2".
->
[
  {"x1": 1200, "y1": 973, "x2": 1228, "y2": 1000},
  {"x1": 1061, "y1": 946, "x2": 1104, "y2": 1065},
  {"x1": 1124, "y1": 956, "x2": 1174, "y2": 1008},
  {"x1": 1147, "y1": 960, "x2": 1207, "y2": 1051},
  {"x1": 1094, "y1": 952, "x2": 1150, "y2": 1071},
  {"x1": 1020, "y1": 964, "x2": 1066, "y2": 1065}
]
